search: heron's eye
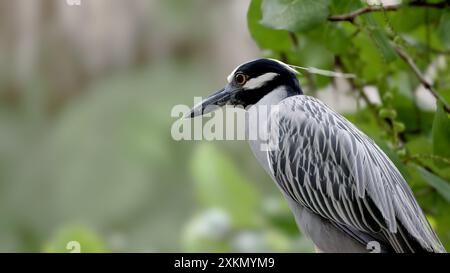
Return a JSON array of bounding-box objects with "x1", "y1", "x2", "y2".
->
[{"x1": 234, "y1": 73, "x2": 247, "y2": 86}]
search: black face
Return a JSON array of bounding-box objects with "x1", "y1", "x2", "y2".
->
[
  {"x1": 187, "y1": 58, "x2": 302, "y2": 118},
  {"x1": 228, "y1": 59, "x2": 302, "y2": 107}
]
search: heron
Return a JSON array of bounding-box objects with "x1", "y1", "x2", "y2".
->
[{"x1": 186, "y1": 58, "x2": 446, "y2": 253}]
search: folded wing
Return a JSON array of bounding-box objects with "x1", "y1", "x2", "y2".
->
[{"x1": 267, "y1": 95, "x2": 445, "y2": 253}]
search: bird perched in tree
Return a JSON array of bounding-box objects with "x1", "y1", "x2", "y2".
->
[{"x1": 186, "y1": 58, "x2": 446, "y2": 253}]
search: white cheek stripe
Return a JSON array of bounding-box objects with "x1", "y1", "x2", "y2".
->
[{"x1": 243, "y1": 72, "x2": 279, "y2": 90}]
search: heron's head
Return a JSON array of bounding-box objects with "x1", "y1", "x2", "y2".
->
[{"x1": 186, "y1": 58, "x2": 302, "y2": 118}]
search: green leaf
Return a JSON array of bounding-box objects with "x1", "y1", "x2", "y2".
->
[
  {"x1": 438, "y1": 10, "x2": 450, "y2": 50},
  {"x1": 432, "y1": 102, "x2": 450, "y2": 162},
  {"x1": 393, "y1": 121, "x2": 405, "y2": 132},
  {"x1": 390, "y1": 86, "x2": 418, "y2": 131},
  {"x1": 323, "y1": 24, "x2": 348, "y2": 55},
  {"x1": 260, "y1": 0, "x2": 330, "y2": 32},
  {"x1": 190, "y1": 143, "x2": 261, "y2": 227},
  {"x1": 405, "y1": 136, "x2": 432, "y2": 155},
  {"x1": 416, "y1": 166, "x2": 450, "y2": 202},
  {"x1": 388, "y1": 7, "x2": 440, "y2": 33},
  {"x1": 379, "y1": 108, "x2": 397, "y2": 119},
  {"x1": 287, "y1": 37, "x2": 334, "y2": 69},
  {"x1": 352, "y1": 34, "x2": 384, "y2": 81},
  {"x1": 330, "y1": 0, "x2": 362, "y2": 14},
  {"x1": 360, "y1": 13, "x2": 397, "y2": 63},
  {"x1": 247, "y1": 0, "x2": 292, "y2": 51}
]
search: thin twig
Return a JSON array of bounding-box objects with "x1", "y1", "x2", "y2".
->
[
  {"x1": 328, "y1": 1, "x2": 450, "y2": 23},
  {"x1": 393, "y1": 45, "x2": 450, "y2": 113},
  {"x1": 328, "y1": 5, "x2": 399, "y2": 23},
  {"x1": 288, "y1": 32, "x2": 299, "y2": 48}
]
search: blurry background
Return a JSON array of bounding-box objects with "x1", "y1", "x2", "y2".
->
[
  {"x1": 0, "y1": 0, "x2": 309, "y2": 252},
  {"x1": 0, "y1": 0, "x2": 448, "y2": 252}
]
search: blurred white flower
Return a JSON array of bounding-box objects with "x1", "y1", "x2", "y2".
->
[
  {"x1": 182, "y1": 208, "x2": 231, "y2": 251},
  {"x1": 231, "y1": 231, "x2": 266, "y2": 252}
]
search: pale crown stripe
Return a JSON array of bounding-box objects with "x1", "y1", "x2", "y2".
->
[{"x1": 227, "y1": 66, "x2": 239, "y2": 83}]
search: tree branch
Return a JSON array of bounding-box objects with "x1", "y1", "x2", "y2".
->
[
  {"x1": 393, "y1": 45, "x2": 450, "y2": 113},
  {"x1": 328, "y1": 5, "x2": 399, "y2": 22},
  {"x1": 328, "y1": 1, "x2": 450, "y2": 23}
]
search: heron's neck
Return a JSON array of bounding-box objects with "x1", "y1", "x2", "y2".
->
[
  {"x1": 245, "y1": 86, "x2": 294, "y2": 174},
  {"x1": 246, "y1": 85, "x2": 294, "y2": 146},
  {"x1": 255, "y1": 85, "x2": 297, "y2": 107}
]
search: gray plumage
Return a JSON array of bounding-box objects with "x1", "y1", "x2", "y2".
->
[
  {"x1": 261, "y1": 95, "x2": 445, "y2": 253},
  {"x1": 188, "y1": 58, "x2": 446, "y2": 253}
]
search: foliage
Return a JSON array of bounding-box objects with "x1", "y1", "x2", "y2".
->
[
  {"x1": 247, "y1": 0, "x2": 450, "y2": 250},
  {"x1": 190, "y1": 144, "x2": 261, "y2": 227},
  {"x1": 0, "y1": 0, "x2": 449, "y2": 253},
  {"x1": 0, "y1": 63, "x2": 213, "y2": 252},
  {"x1": 183, "y1": 143, "x2": 314, "y2": 252},
  {"x1": 43, "y1": 225, "x2": 108, "y2": 253},
  {"x1": 260, "y1": 0, "x2": 330, "y2": 32},
  {"x1": 432, "y1": 102, "x2": 450, "y2": 161}
]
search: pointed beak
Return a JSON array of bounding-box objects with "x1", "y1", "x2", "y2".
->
[{"x1": 184, "y1": 86, "x2": 235, "y2": 118}]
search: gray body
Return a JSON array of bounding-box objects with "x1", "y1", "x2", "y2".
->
[
  {"x1": 247, "y1": 87, "x2": 445, "y2": 253},
  {"x1": 188, "y1": 58, "x2": 446, "y2": 253}
]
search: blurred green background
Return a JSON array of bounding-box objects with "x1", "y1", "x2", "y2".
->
[{"x1": 0, "y1": 0, "x2": 449, "y2": 252}]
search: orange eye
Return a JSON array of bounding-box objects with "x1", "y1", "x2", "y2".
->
[{"x1": 234, "y1": 73, "x2": 247, "y2": 85}]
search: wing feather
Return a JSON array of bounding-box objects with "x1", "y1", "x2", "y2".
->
[{"x1": 267, "y1": 95, "x2": 445, "y2": 253}]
